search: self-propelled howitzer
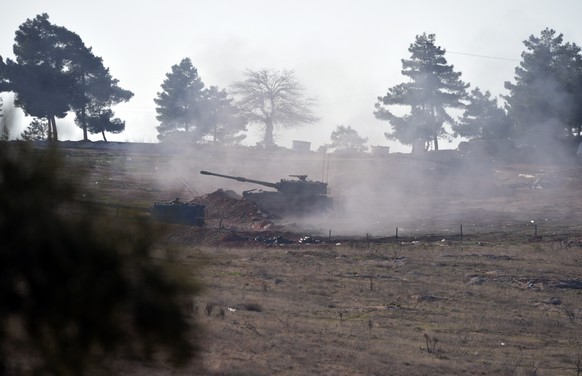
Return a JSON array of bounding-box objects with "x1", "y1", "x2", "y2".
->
[{"x1": 200, "y1": 170, "x2": 332, "y2": 215}]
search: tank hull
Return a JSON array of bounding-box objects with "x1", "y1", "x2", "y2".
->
[
  {"x1": 243, "y1": 191, "x2": 332, "y2": 215},
  {"x1": 152, "y1": 202, "x2": 205, "y2": 226},
  {"x1": 200, "y1": 170, "x2": 332, "y2": 216}
]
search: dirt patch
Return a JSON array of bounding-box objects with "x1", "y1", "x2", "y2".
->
[
  {"x1": 189, "y1": 189, "x2": 278, "y2": 231},
  {"x1": 190, "y1": 189, "x2": 261, "y2": 220}
]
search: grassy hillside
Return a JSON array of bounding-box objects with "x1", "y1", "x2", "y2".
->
[{"x1": 33, "y1": 142, "x2": 582, "y2": 375}]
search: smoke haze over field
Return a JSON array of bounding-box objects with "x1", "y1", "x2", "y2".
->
[
  {"x1": 1, "y1": 1, "x2": 581, "y2": 151},
  {"x1": 140, "y1": 143, "x2": 582, "y2": 237}
]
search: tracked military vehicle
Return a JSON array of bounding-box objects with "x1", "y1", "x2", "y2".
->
[
  {"x1": 200, "y1": 170, "x2": 332, "y2": 215},
  {"x1": 152, "y1": 198, "x2": 205, "y2": 226}
]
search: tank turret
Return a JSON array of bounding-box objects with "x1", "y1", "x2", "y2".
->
[{"x1": 200, "y1": 170, "x2": 332, "y2": 215}]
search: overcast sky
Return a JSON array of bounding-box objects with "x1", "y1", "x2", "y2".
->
[{"x1": 1, "y1": 0, "x2": 581, "y2": 151}]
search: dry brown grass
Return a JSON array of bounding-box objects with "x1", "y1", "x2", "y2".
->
[
  {"x1": 153, "y1": 238, "x2": 582, "y2": 376},
  {"x1": 42, "y1": 143, "x2": 582, "y2": 375}
]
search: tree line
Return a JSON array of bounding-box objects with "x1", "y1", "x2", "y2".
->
[
  {"x1": 1, "y1": 13, "x2": 581, "y2": 156},
  {"x1": 0, "y1": 14, "x2": 133, "y2": 142},
  {"x1": 1, "y1": 12, "x2": 582, "y2": 375},
  {"x1": 375, "y1": 30, "x2": 582, "y2": 156},
  {"x1": 0, "y1": 14, "x2": 318, "y2": 147},
  {"x1": 153, "y1": 61, "x2": 318, "y2": 147}
]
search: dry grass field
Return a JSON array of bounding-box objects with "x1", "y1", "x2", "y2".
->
[
  {"x1": 187, "y1": 238, "x2": 582, "y2": 376},
  {"x1": 46, "y1": 143, "x2": 582, "y2": 375}
]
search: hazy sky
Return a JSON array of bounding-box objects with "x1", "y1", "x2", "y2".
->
[{"x1": 1, "y1": 0, "x2": 581, "y2": 151}]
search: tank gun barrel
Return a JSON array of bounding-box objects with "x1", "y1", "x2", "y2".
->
[{"x1": 200, "y1": 170, "x2": 277, "y2": 189}]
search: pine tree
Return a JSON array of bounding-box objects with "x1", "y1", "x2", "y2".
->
[
  {"x1": 4, "y1": 14, "x2": 77, "y2": 141},
  {"x1": 154, "y1": 59, "x2": 247, "y2": 144},
  {"x1": 329, "y1": 125, "x2": 368, "y2": 153},
  {"x1": 504, "y1": 28, "x2": 582, "y2": 145},
  {"x1": 82, "y1": 108, "x2": 125, "y2": 142},
  {"x1": 202, "y1": 86, "x2": 247, "y2": 145},
  {"x1": 1, "y1": 14, "x2": 132, "y2": 142},
  {"x1": 20, "y1": 118, "x2": 48, "y2": 141},
  {"x1": 375, "y1": 33, "x2": 468, "y2": 151},
  {"x1": 154, "y1": 58, "x2": 206, "y2": 142},
  {"x1": 0, "y1": 96, "x2": 5, "y2": 141},
  {"x1": 71, "y1": 52, "x2": 133, "y2": 141},
  {"x1": 454, "y1": 88, "x2": 512, "y2": 140}
]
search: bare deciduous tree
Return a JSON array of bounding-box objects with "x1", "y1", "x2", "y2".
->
[{"x1": 231, "y1": 69, "x2": 318, "y2": 147}]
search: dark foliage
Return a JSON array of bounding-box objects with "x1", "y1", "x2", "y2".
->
[
  {"x1": 20, "y1": 118, "x2": 48, "y2": 141},
  {"x1": 329, "y1": 125, "x2": 368, "y2": 153},
  {"x1": 0, "y1": 14, "x2": 132, "y2": 142},
  {"x1": 375, "y1": 33, "x2": 468, "y2": 151},
  {"x1": 154, "y1": 58, "x2": 207, "y2": 142},
  {"x1": 155, "y1": 58, "x2": 246, "y2": 144},
  {"x1": 0, "y1": 143, "x2": 200, "y2": 375},
  {"x1": 454, "y1": 88, "x2": 513, "y2": 140},
  {"x1": 504, "y1": 28, "x2": 582, "y2": 146}
]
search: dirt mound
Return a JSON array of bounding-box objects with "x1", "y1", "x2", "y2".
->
[
  {"x1": 191, "y1": 189, "x2": 262, "y2": 220},
  {"x1": 189, "y1": 189, "x2": 278, "y2": 231}
]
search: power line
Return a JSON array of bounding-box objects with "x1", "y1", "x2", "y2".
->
[
  {"x1": 115, "y1": 50, "x2": 519, "y2": 110},
  {"x1": 318, "y1": 95, "x2": 376, "y2": 105},
  {"x1": 447, "y1": 50, "x2": 519, "y2": 62}
]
